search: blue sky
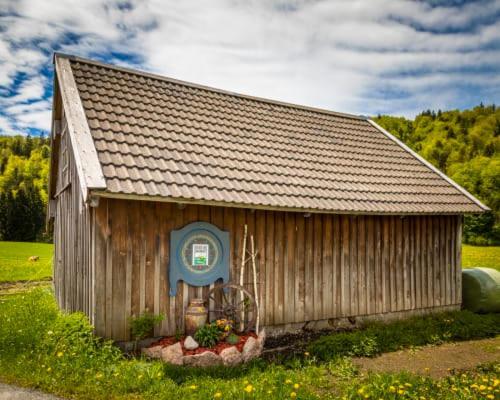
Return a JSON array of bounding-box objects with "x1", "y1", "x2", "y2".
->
[{"x1": 0, "y1": 0, "x2": 499, "y2": 136}]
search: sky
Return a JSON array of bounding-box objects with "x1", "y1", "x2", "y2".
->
[{"x1": 0, "y1": 0, "x2": 499, "y2": 136}]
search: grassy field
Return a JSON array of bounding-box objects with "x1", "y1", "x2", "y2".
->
[
  {"x1": 0, "y1": 241, "x2": 498, "y2": 283},
  {"x1": 0, "y1": 288, "x2": 498, "y2": 400},
  {"x1": 0, "y1": 241, "x2": 53, "y2": 282},
  {"x1": 462, "y1": 245, "x2": 500, "y2": 271}
]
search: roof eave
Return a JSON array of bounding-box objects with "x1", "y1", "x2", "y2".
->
[
  {"x1": 54, "y1": 54, "x2": 107, "y2": 201},
  {"x1": 90, "y1": 190, "x2": 482, "y2": 215}
]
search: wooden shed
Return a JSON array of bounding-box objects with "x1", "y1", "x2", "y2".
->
[{"x1": 48, "y1": 54, "x2": 489, "y2": 341}]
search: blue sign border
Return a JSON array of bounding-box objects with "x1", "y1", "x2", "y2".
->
[{"x1": 169, "y1": 222, "x2": 230, "y2": 296}]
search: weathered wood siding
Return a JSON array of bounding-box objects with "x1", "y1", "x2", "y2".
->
[
  {"x1": 53, "y1": 112, "x2": 95, "y2": 319},
  {"x1": 93, "y1": 198, "x2": 462, "y2": 341}
]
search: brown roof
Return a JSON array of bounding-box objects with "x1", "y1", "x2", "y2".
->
[{"x1": 61, "y1": 55, "x2": 487, "y2": 214}]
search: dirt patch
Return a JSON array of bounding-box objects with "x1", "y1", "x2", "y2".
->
[{"x1": 354, "y1": 337, "x2": 500, "y2": 378}]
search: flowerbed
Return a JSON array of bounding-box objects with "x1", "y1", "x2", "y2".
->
[
  {"x1": 151, "y1": 332, "x2": 258, "y2": 356},
  {"x1": 143, "y1": 330, "x2": 265, "y2": 366}
]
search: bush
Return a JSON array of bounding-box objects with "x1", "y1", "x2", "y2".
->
[
  {"x1": 194, "y1": 323, "x2": 220, "y2": 348},
  {"x1": 308, "y1": 311, "x2": 500, "y2": 360},
  {"x1": 129, "y1": 311, "x2": 164, "y2": 341}
]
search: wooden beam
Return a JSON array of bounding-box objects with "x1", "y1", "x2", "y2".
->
[{"x1": 55, "y1": 55, "x2": 106, "y2": 201}]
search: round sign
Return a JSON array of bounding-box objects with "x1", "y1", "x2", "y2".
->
[
  {"x1": 180, "y1": 232, "x2": 220, "y2": 274},
  {"x1": 169, "y1": 222, "x2": 230, "y2": 296}
]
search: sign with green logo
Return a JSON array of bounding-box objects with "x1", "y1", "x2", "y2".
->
[{"x1": 192, "y1": 244, "x2": 209, "y2": 266}]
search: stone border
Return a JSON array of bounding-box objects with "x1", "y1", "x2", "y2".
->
[{"x1": 142, "y1": 330, "x2": 266, "y2": 367}]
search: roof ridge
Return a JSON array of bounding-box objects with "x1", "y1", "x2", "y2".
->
[{"x1": 54, "y1": 52, "x2": 367, "y2": 122}]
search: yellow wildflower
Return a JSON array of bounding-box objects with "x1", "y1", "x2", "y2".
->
[
  {"x1": 486, "y1": 395, "x2": 494, "y2": 400},
  {"x1": 389, "y1": 386, "x2": 396, "y2": 393},
  {"x1": 358, "y1": 387, "x2": 365, "y2": 395},
  {"x1": 244, "y1": 385, "x2": 253, "y2": 393},
  {"x1": 214, "y1": 392, "x2": 222, "y2": 399},
  {"x1": 156, "y1": 372, "x2": 162, "y2": 378},
  {"x1": 285, "y1": 379, "x2": 293, "y2": 384},
  {"x1": 290, "y1": 392, "x2": 297, "y2": 398},
  {"x1": 493, "y1": 379, "x2": 499, "y2": 387},
  {"x1": 479, "y1": 385, "x2": 486, "y2": 391},
  {"x1": 404, "y1": 383, "x2": 412, "y2": 388},
  {"x1": 293, "y1": 383, "x2": 300, "y2": 389},
  {"x1": 96, "y1": 372, "x2": 103, "y2": 379},
  {"x1": 47, "y1": 367, "x2": 51, "y2": 372},
  {"x1": 189, "y1": 385, "x2": 197, "y2": 390},
  {"x1": 398, "y1": 389, "x2": 404, "y2": 395},
  {"x1": 56, "y1": 351, "x2": 64, "y2": 357}
]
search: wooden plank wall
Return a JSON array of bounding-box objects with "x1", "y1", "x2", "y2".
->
[
  {"x1": 93, "y1": 198, "x2": 462, "y2": 341},
  {"x1": 53, "y1": 111, "x2": 94, "y2": 320}
]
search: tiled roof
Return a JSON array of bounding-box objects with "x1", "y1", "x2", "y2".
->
[{"x1": 67, "y1": 56, "x2": 485, "y2": 214}]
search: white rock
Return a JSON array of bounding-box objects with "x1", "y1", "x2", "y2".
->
[
  {"x1": 184, "y1": 336, "x2": 199, "y2": 350},
  {"x1": 242, "y1": 336, "x2": 260, "y2": 362},
  {"x1": 141, "y1": 344, "x2": 163, "y2": 359},
  {"x1": 220, "y1": 346, "x2": 243, "y2": 366},
  {"x1": 183, "y1": 351, "x2": 223, "y2": 367},
  {"x1": 161, "y1": 342, "x2": 183, "y2": 365}
]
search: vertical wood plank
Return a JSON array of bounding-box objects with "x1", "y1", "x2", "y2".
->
[
  {"x1": 349, "y1": 216, "x2": 358, "y2": 316},
  {"x1": 358, "y1": 216, "x2": 366, "y2": 315},
  {"x1": 305, "y1": 215, "x2": 314, "y2": 320},
  {"x1": 295, "y1": 213, "x2": 305, "y2": 323},
  {"x1": 264, "y1": 211, "x2": 275, "y2": 325},
  {"x1": 341, "y1": 216, "x2": 350, "y2": 316},
  {"x1": 274, "y1": 212, "x2": 284, "y2": 324},
  {"x1": 284, "y1": 212, "x2": 296, "y2": 323},
  {"x1": 322, "y1": 215, "x2": 333, "y2": 319},
  {"x1": 456, "y1": 216, "x2": 462, "y2": 305}
]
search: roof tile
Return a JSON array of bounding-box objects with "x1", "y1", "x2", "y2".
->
[{"x1": 69, "y1": 58, "x2": 484, "y2": 214}]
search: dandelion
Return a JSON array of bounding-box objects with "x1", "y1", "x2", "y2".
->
[
  {"x1": 404, "y1": 383, "x2": 412, "y2": 388},
  {"x1": 46, "y1": 367, "x2": 51, "y2": 372},
  {"x1": 285, "y1": 379, "x2": 292, "y2": 384},
  {"x1": 189, "y1": 385, "x2": 198, "y2": 390},
  {"x1": 56, "y1": 351, "x2": 64, "y2": 357},
  {"x1": 293, "y1": 383, "x2": 300, "y2": 389},
  {"x1": 398, "y1": 389, "x2": 404, "y2": 395},
  {"x1": 493, "y1": 379, "x2": 499, "y2": 387},
  {"x1": 244, "y1": 384, "x2": 253, "y2": 393},
  {"x1": 290, "y1": 392, "x2": 297, "y2": 398},
  {"x1": 358, "y1": 387, "x2": 365, "y2": 395},
  {"x1": 486, "y1": 395, "x2": 494, "y2": 400},
  {"x1": 389, "y1": 386, "x2": 396, "y2": 393},
  {"x1": 96, "y1": 372, "x2": 103, "y2": 379},
  {"x1": 214, "y1": 392, "x2": 222, "y2": 399},
  {"x1": 479, "y1": 385, "x2": 487, "y2": 391}
]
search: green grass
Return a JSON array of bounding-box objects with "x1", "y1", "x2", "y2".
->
[
  {"x1": 0, "y1": 288, "x2": 498, "y2": 400},
  {"x1": 307, "y1": 311, "x2": 500, "y2": 360},
  {"x1": 0, "y1": 241, "x2": 53, "y2": 282},
  {"x1": 462, "y1": 245, "x2": 500, "y2": 271}
]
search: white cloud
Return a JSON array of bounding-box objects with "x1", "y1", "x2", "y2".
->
[{"x1": 0, "y1": 0, "x2": 499, "y2": 135}]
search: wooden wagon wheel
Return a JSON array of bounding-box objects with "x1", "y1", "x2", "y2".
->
[{"x1": 204, "y1": 283, "x2": 257, "y2": 334}]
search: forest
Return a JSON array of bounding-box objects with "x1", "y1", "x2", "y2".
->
[{"x1": 0, "y1": 104, "x2": 498, "y2": 244}]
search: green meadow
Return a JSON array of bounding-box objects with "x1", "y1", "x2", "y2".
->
[{"x1": 0, "y1": 241, "x2": 53, "y2": 282}]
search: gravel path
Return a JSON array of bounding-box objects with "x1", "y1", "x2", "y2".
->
[
  {"x1": 0, "y1": 383, "x2": 63, "y2": 400},
  {"x1": 354, "y1": 336, "x2": 500, "y2": 378}
]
